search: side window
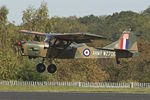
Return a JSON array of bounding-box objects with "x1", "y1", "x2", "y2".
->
[{"x1": 50, "y1": 39, "x2": 68, "y2": 48}]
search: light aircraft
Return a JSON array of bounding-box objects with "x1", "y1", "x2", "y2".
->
[{"x1": 18, "y1": 30, "x2": 138, "y2": 74}]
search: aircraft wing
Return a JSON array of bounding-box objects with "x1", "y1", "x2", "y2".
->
[
  {"x1": 19, "y1": 30, "x2": 46, "y2": 36},
  {"x1": 53, "y1": 33, "x2": 106, "y2": 41},
  {"x1": 20, "y1": 30, "x2": 106, "y2": 42}
]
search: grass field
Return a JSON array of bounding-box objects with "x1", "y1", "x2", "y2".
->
[{"x1": 0, "y1": 85, "x2": 150, "y2": 93}]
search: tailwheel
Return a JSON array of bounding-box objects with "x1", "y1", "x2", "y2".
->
[
  {"x1": 47, "y1": 64, "x2": 57, "y2": 74},
  {"x1": 36, "y1": 63, "x2": 46, "y2": 73}
]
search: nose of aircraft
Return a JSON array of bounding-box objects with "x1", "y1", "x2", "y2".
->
[{"x1": 18, "y1": 41, "x2": 22, "y2": 46}]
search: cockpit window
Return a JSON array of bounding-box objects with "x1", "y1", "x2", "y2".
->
[{"x1": 50, "y1": 38, "x2": 69, "y2": 48}]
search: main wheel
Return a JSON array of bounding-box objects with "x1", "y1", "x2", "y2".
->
[
  {"x1": 47, "y1": 64, "x2": 57, "y2": 74},
  {"x1": 36, "y1": 63, "x2": 46, "y2": 73}
]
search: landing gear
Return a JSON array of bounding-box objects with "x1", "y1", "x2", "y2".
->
[
  {"x1": 116, "y1": 57, "x2": 120, "y2": 64},
  {"x1": 36, "y1": 59, "x2": 57, "y2": 73},
  {"x1": 36, "y1": 63, "x2": 46, "y2": 73},
  {"x1": 116, "y1": 60, "x2": 120, "y2": 64},
  {"x1": 47, "y1": 64, "x2": 57, "y2": 74}
]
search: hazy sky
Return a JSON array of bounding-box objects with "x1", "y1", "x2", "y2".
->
[{"x1": 0, "y1": 0, "x2": 150, "y2": 25}]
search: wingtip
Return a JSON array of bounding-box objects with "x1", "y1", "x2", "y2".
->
[{"x1": 19, "y1": 29, "x2": 28, "y2": 33}]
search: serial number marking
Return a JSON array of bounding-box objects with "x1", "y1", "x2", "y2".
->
[{"x1": 93, "y1": 50, "x2": 115, "y2": 57}]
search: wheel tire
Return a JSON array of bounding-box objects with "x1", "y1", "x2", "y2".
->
[
  {"x1": 36, "y1": 63, "x2": 46, "y2": 73},
  {"x1": 47, "y1": 64, "x2": 57, "y2": 74}
]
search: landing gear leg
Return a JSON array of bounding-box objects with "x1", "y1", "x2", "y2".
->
[{"x1": 116, "y1": 57, "x2": 120, "y2": 64}]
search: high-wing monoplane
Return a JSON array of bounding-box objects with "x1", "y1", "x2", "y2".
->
[{"x1": 18, "y1": 30, "x2": 138, "y2": 74}]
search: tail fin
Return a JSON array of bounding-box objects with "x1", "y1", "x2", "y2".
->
[{"x1": 103, "y1": 31, "x2": 138, "y2": 57}]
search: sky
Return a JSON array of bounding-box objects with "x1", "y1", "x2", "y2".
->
[{"x1": 0, "y1": 0, "x2": 150, "y2": 25}]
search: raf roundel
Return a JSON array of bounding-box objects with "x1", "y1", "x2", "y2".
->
[{"x1": 83, "y1": 48, "x2": 91, "y2": 57}]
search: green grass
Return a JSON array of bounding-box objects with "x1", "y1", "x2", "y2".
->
[{"x1": 0, "y1": 85, "x2": 150, "y2": 93}]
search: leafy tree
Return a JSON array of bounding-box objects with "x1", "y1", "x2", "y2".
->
[
  {"x1": 17, "y1": 58, "x2": 48, "y2": 81},
  {"x1": 22, "y1": 2, "x2": 49, "y2": 32}
]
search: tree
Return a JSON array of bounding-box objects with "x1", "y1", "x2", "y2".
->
[
  {"x1": 22, "y1": 2, "x2": 49, "y2": 32},
  {"x1": 0, "y1": 6, "x2": 8, "y2": 49}
]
